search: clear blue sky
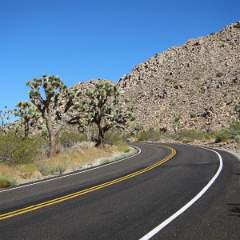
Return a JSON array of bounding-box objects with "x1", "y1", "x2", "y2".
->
[{"x1": 0, "y1": 0, "x2": 239, "y2": 109}]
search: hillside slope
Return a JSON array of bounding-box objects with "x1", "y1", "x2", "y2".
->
[{"x1": 118, "y1": 22, "x2": 240, "y2": 131}]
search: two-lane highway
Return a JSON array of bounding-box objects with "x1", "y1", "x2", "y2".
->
[{"x1": 0, "y1": 143, "x2": 239, "y2": 240}]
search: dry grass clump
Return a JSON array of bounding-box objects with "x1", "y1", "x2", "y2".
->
[
  {"x1": 115, "y1": 143, "x2": 130, "y2": 153},
  {"x1": 0, "y1": 164, "x2": 17, "y2": 187},
  {"x1": 15, "y1": 164, "x2": 42, "y2": 180},
  {"x1": 0, "y1": 163, "x2": 42, "y2": 185},
  {"x1": 37, "y1": 144, "x2": 122, "y2": 176}
]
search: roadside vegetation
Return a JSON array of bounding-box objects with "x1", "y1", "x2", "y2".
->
[
  {"x1": 0, "y1": 76, "x2": 134, "y2": 188},
  {"x1": 133, "y1": 121, "x2": 240, "y2": 146},
  {"x1": 0, "y1": 136, "x2": 131, "y2": 188},
  {"x1": 0, "y1": 130, "x2": 133, "y2": 187}
]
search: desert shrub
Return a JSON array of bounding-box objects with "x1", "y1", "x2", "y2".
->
[
  {"x1": 175, "y1": 129, "x2": 215, "y2": 142},
  {"x1": 105, "y1": 130, "x2": 126, "y2": 145},
  {"x1": 59, "y1": 131, "x2": 87, "y2": 148},
  {"x1": 135, "y1": 128, "x2": 219, "y2": 143},
  {"x1": 214, "y1": 121, "x2": 240, "y2": 143},
  {"x1": 136, "y1": 128, "x2": 162, "y2": 141},
  {"x1": 234, "y1": 135, "x2": 240, "y2": 143},
  {"x1": 0, "y1": 133, "x2": 43, "y2": 165},
  {"x1": 37, "y1": 154, "x2": 69, "y2": 176},
  {"x1": 73, "y1": 141, "x2": 95, "y2": 149},
  {"x1": 0, "y1": 176, "x2": 15, "y2": 188},
  {"x1": 229, "y1": 121, "x2": 240, "y2": 136},
  {"x1": 37, "y1": 161, "x2": 67, "y2": 176},
  {"x1": 16, "y1": 164, "x2": 39, "y2": 179},
  {"x1": 97, "y1": 130, "x2": 129, "y2": 153},
  {"x1": 173, "y1": 122, "x2": 240, "y2": 143},
  {"x1": 132, "y1": 122, "x2": 240, "y2": 144},
  {"x1": 117, "y1": 144, "x2": 129, "y2": 153},
  {"x1": 215, "y1": 129, "x2": 232, "y2": 143}
]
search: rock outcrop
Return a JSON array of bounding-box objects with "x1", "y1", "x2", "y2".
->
[{"x1": 118, "y1": 22, "x2": 240, "y2": 131}]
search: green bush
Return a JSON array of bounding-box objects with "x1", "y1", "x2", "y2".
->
[
  {"x1": 136, "y1": 128, "x2": 162, "y2": 141},
  {"x1": 59, "y1": 131, "x2": 87, "y2": 148},
  {"x1": 105, "y1": 130, "x2": 127, "y2": 145},
  {"x1": 0, "y1": 133, "x2": 43, "y2": 165},
  {"x1": 214, "y1": 121, "x2": 240, "y2": 143},
  {"x1": 234, "y1": 135, "x2": 240, "y2": 143},
  {"x1": 215, "y1": 129, "x2": 232, "y2": 143},
  {"x1": 229, "y1": 121, "x2": 240, "y2": 137},
  {"x1": 134, "y1": 121, "x2": 240, "y2": 144},
  {"x1": 135, "y1": 128, "x2": 217, "y2": 142},
  {"x1": 175, "y1": 129, "x2": 215, "y2": 142},
  {"x1": 0, "y1": 176, "x2": 15, "y2": 188},
  {"x1": 102, "y1": 130, "x2": 129, "y2": 153},
  {"x1": 37, "y1": 162, "x2": 66, "y2": 176},
  {"x1": 115, "y1": 143, "x2": 129, "y2": 153}
]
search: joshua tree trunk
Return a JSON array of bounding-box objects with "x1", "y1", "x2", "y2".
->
[
  {"x1": 49, "y1": 131, "x2": 58, "y2": 157},
  {"x1": 85, "y1": 125, "x2": 92, "y2": 142},
  {"x1": 96, "y1": 123, "x2": 105, "y2": 147},
  {"x1": 24, "y1": 121, "x2": 30, "y2": 139},
  {"x1": 46, "y1": 119, "x2": 60, "y2": 157}
]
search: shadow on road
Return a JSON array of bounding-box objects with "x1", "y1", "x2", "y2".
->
[{"x1": 228, "y1": 203, "x2": 240, "y2": 218}]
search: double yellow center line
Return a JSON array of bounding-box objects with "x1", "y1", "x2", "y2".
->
[{"x1": 0, "y1": 145, "x2": 176, "y2": 221}]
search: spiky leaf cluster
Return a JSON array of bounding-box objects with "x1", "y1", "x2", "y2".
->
[
  {"x1": 27, "y1": 75, "x2": 76, "y2": 125},
  {"x1": 85, "y1": 81, "x2": 134, "y2": 132},
  {"x1": 15, "y1": 101, "x2": 40, "y2": 123}
]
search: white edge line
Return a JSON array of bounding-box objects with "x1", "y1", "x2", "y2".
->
[
  {"x1": 0, "y1": 146, "x2": 141, "y2": 194},
  {"x1": 139, "y1": 147, "x2": 223, "y2": 240}
]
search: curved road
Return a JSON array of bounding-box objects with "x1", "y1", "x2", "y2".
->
[{"x1": 0, "y1": 143, "x2": 239, "y2": 240}]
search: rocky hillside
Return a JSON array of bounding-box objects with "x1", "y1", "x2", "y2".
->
[{"x1": 118, "y1": 22, "x2": 240, "y2": 132}]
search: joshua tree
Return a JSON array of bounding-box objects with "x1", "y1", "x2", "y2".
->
[
  {"x1": 84, "y1": 81, "x2": 134, "y2": 146},
  {"x1": 14, "y1": 101, "x2": 41, "y2": 139},
  {"x1": 27, "y1": 75, "x2": 78, "y2": 156},
  {"x1": 0, "y1": 106, "x2": 12, "y2": 133}
]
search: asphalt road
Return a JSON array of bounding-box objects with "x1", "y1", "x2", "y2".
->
[{"x1": 0, "y1": 143, "x2": 239, "y2": 240}]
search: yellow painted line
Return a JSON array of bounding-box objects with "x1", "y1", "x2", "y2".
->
[{"x1": 0, "y1": 145, "x2": 176, "y2": 221}]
